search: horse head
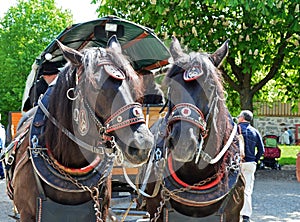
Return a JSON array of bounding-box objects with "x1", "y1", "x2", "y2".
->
[
  {"x1": 165, "y1": 36, "x2": 230, "y2": 168},
  {"x1": 48, "y1": 36, "x2": 153, "y2": 167}
]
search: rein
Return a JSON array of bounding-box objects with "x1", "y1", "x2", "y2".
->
[{"x1": 209, "y1": 123, "x2": 237, "y2": 164}]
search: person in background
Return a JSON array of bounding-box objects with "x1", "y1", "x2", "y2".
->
[
  {"x1": 139, "y1": 70, "x2": 165, "y2": 105},
  {"x1": 237, "y1": 110, "x2": 264, "y2": 222},
  {"x1": 280, "y1": 127, "x2": 290, "y2": 145},
  {"x1": 287, "y1": 128, "x2": 293, "y2": 145},
  {"x1": 22, "y1": 61, "x2": 59, "y2": 112},
  {"x1": 0, "y1": 114, "x2": 6, "y2": 179}
]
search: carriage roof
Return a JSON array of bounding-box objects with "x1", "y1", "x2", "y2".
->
[
  {"x1": 22, "y1": 16, "x2": 170, "y2": 111},
  {"x1": 35, "y1": 15, "x2": 170, "y2": 72}
]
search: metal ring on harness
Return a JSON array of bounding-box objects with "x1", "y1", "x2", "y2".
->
[{"x1": 66, "y1": 87, "x2": 79, "y2": 100}]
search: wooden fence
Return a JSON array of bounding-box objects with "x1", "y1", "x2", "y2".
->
[{"x1": 255, "y1": 102, "x2": 300, "y2": 117}]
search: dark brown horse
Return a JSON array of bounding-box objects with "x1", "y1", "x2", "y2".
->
[
  {"x1": 6, "y1": 36, "x2": 153, "y2": 222},
  {"x1": 144, "y1": 36, "x2": 244, "y2": 222}
]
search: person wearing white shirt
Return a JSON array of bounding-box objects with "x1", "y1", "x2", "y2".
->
[{"x1": 280, "y1": 128, "x2": 290, "y2": 145}]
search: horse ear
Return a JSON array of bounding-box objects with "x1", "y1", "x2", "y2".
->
[
  {"x1": 170, "y1": 36, "x2": 184, "y2": 60},
  {"x1": 56, "y1": 40, "x2": 83, "y2": 66},
  {"x1": 107, "y1": 35, "x2": 122, "y2": 54},
  {"x1": 210, "y1": 39, "x2": 229, "y2": 67}
]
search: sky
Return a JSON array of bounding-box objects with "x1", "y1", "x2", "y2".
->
[{"x1": 0, "y1": 0, "x2": 99, "y2": 23}]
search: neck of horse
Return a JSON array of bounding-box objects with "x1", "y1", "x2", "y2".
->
[
  {"x1": 48, "y1": 130, "x2": 93, "y2": 168},
  {"x1": 45, "y1": 101, "x2": 96, "y2": 168}
]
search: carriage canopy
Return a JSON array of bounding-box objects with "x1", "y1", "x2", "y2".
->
[
  {"x1": 37, "y1": 15, "x2": 170, "y2": 72},
  {"x1": 22, "y1": 16, "x2": 170, "y2": 111}
]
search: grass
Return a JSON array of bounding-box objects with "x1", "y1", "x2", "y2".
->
[{"x1": 278, "y1": 145, "x2": 300, "y2": 165}]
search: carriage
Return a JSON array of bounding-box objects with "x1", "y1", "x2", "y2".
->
[
  {"x1": 21, "y1": 15, "x2": 170, "y2": 115},
  {"x1": 4, "y1": 16, "x2": 244, "y2": 222},
  {"x1": 6, "y1": 15, "x2": 170, "y2": 222}
]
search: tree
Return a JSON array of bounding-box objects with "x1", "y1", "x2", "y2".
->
[
  {"x1": 0, "y1": 0, "x2": 73, "y2": 125},
  {"x1": 95, "y1": 0, "x2": 299, "y2": 114}
]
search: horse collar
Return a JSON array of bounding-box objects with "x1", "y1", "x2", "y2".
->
[
  {"x1": 164, "y1": 154, "x2": 240, "y2": 207},
  {"x1": 167, "y1": 154, "x2": 224, "y2": 191},
  {"x1": 29, "y1": 86, "x2": 113, "y2": 192}
]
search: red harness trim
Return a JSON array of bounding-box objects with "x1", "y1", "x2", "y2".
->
[
  {"x1": 104, "y1": 103, "x2": 145, "y2": 133},
  {"x1": 106, "y1": 118, "x2": 145, "y2": 133},
  {"x1": 167, "y1": 155, "x2": 223, "y2": 190},
  {"x1": 46, "y1": 148, "x2": 101, "y2": 176},
  {"x1": 104, "y1": 103, "x2": 142, "y2": 125}
]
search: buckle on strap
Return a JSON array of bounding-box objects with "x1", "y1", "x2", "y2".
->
[
  {"x1": 6, "y1": 155, "x2": 15, "y2": 165},
  {"x1": 200, "y1": 150, "x2": 213, "y2": 163}
]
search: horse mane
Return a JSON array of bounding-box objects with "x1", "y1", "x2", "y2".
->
[
  {"x1": 44, "y1": 64, "x2": 77, "y2": 163},
  {"x1": 165, "y1": 51, "x2": 226, "y2": 106},
  {"x1": 45, "y1": 47, "x2": 143, "y2": 164}
]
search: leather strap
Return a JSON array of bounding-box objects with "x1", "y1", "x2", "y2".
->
[{"x1": 38, "y1": 99, "x2": 107, "y2": 154}]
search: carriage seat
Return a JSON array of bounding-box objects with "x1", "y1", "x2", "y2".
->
[
  {"x1": 140, "y1": 70, "x2": 165, "y2": 105},
  {"x1": 17, "y1": 106, "x2": 38, "y2": 131}
]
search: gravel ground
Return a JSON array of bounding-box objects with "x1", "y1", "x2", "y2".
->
[
  {"x1": 0, "y1": 166, "x2": 299, "y2": 222},
  {"x1": 251, "y1": 165, "x2": 300, "y2": 222},
  {"x1": 0, "y1": 179, "x2": 15, "y2": 222}
]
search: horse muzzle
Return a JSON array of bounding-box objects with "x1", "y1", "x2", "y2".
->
[
  {"x1": 167, "y1": 126, "x2": 199, "y2": 162},
  {"x1": 123, "y1": 125, "x2": 153, "y2": 166}
]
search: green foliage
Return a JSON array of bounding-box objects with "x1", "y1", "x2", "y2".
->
[
  {"x1": 0, "y1": 0, "x2": 73, "y2": 126},
  {"x1": 95, "y1": 0, "x2": 300, "y2": 113}
]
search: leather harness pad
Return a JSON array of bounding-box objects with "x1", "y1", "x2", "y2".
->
[
  {"x1": 36, "y1": 197, "x2": 96, "y2": 222},
  {"x1": 183, "y1": 66, "x2": 203, "y2": 82},
  {"x1": 104, "y1": 64, "x2": 125, "y2": 80},
  {"x1": 164, "y1": 208, "x2": 225, "y2": 221}
]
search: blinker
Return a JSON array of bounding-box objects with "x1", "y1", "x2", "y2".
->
[
  {"x1": 183, "y1": 66, "x2": 203, "y2": 81},
  {"x1": 104, "y1": 64, "x2": 125, "y2": 80}
]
